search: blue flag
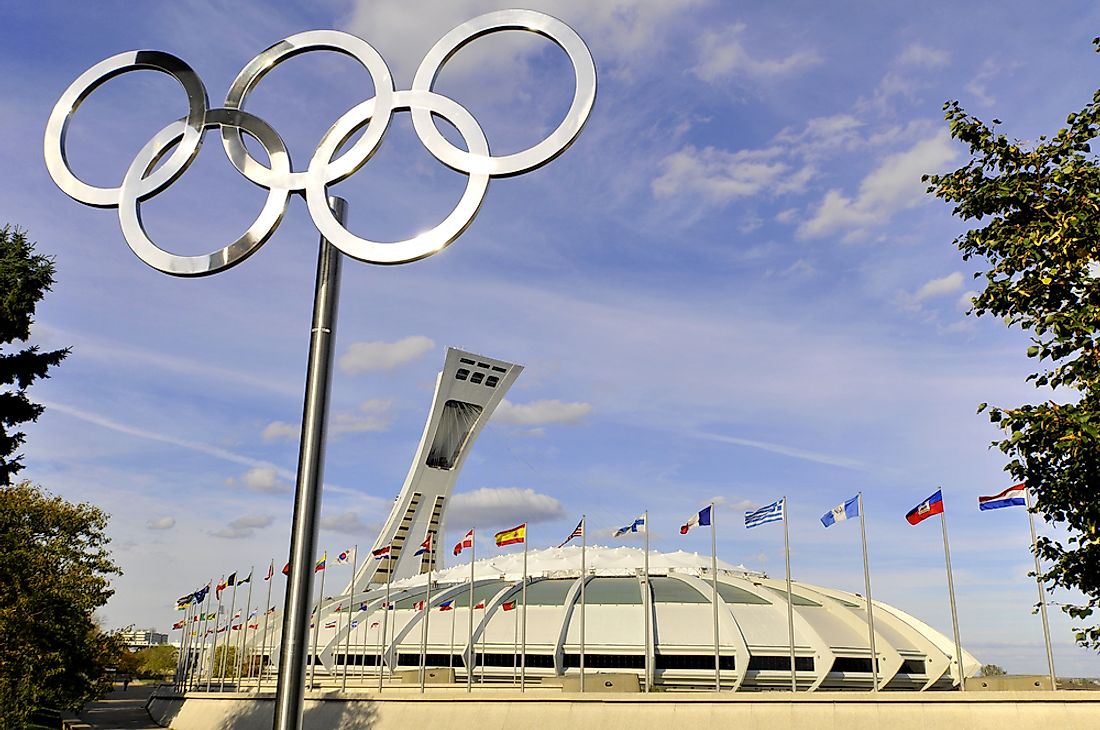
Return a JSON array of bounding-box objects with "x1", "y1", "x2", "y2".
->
[{"x1": 821, "y1": 496, "x2": 860, "y2": 527}]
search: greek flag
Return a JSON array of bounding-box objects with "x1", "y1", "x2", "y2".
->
[
  {"x1": 745, "y1": 498, "x2": 784, "y2": 528},
  {"x1": 614, "y1": 514, "x2": 646, "y2": 537}
]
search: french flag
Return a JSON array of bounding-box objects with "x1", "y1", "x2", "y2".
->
[
  {"x1": 979, "y1": 483, "x2": 1027, "y2": 511},
  {"x1": 905, "y1": 490, "x2": 944, "y2": 525}
]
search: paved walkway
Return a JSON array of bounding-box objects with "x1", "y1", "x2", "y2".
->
[{"x1": 76, "y1": 682, "x2": 161, "y2": 729}]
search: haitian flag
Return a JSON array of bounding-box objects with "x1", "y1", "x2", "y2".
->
[
  {"x1": 906, "y1": 490, "x2": 944, "y2": 525},
  {"x1": 979, "y1": 483, "x2": 1027, "y2": 511}
]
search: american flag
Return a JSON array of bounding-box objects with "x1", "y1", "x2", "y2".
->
[{"x1": 557, "y1": 518, "x2": 584, "y2": 548}]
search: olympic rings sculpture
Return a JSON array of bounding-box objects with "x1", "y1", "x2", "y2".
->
[{"x1": 43, "y1": 10, "x2": 596, "y2": 275}]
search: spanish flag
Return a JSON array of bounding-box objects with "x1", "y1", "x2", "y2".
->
[{"x1": 495, "y1": 523, "x2": 526, "y2": 547}]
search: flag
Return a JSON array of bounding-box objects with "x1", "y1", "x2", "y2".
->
[
  {"x1": 248, "y1": 622, "x2": 259, "y2": 630},
  {"x1": 338, "y1": 547, "x2": 356, "y2": 565},
  {"x1": 233, "y1": 610, "x2": 242, "y2": 619},
  {"x1": 176, "y1": 595, "x2": 192, "y2": 610},
  {"x1": 281, "y1": 562, "x2": 290, "y2": 576},
  {"x1": 236, "y1": 570, "x2": 252, "y2": 585},
  {"x1": 193, "y1": 584, "x2": 210, "y2": 604},
  {"x1": 216, "y1": 577, "x2": 227, "y2": 599},
  {"x1": 351, "y1": 620, "x2": 359, "y2": 628},
  {"x1": 821, "y1": 496, "x2": 860, "y2": 527},
  {"x1": 325, "y1": 621, "x2": 337, "y2": 629},
  {"x1": 979, "y1": 483, "x2": 1027, "y2": 511},
  {"x1": 454, "y1": 529, "x2": 474, "y2": 556},
  {"x1": 474, "y1": 601, "x2": 485, "y2": 609},
  {"x1": 439, "y1": 600, "x2": 455, "y2": 611},
  {"x1": 315, "y1": 553, "x2": 327, "y2": 572},
  {"x1": 265, "y1": 606, "x2": 276, "y2": 615},
  {"x1": 358, "y1": 602, "x2": 369, "y2": 612},
  {"x1": 370, "y1": 621, "x2": 380, "y2": 629},
  {"x1": 681, "y1": 505, "x2": 713, "y2": 534},
  {"x1": 745, "y1": 499, "x2": 784, "y2": 529},
  {"x1": 614, "y1": 514, "x2": 646, "y2": 537},
  {"x1": 557, "y1": 519, "x2": 584, "y2": 548},
  {"x1": 502, "y1": 600, "x2": 517, "y2": 611},
  {"x1": 226, "y1": 572, "x2": 237, "y2": 587},
  {"x1": 495, "y1": 523, "x2": 527, "y2": 547},
  {"x1": 906, "y1": 490, "x2": 945, "y2": 525},
  {"x1": 265, "y1": 561, "x2": 274, "y2": 581},
  {"x1": 413, "y1": 600, "x2": 426, "y2": 611},
  {"x1": 172, "y1": 620, "x2": 185, "y2": 630},
  {"x1": 371, "y1": 545, "x2": 392, "y2": 560},
  {"x1": 414, "y1": 534, "x2": 434, "y2": 556}
]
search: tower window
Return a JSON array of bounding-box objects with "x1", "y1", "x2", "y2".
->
[
  {"x1": 455, "y1": 368, "x2": 470, "y2": 381},
  {"x1": 426, "y1": 400, "x2": 483, "y2": 470},
  {"x1": 470, "y1": 372, "x2": 484, "y2": 384},
  {"x1": 485, "y1": 376, "x2": 499, "y2": 387}
]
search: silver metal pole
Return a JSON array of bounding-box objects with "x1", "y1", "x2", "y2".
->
[
  {"x1": 420, "y1": 538, "x2": 434, "y2": 693},
  {"x1": 783, "y1": 497, "x2": 796, "y2": 692},
  {"x1": 379, "y1": 556, "x2": 392, "y2": 693},
  {"x1": 342, "y1": 545, "x2": 357, "y2": 693},
  {"x1": 580, "y1": 515, "x2": 586, "y2": 693},
  {"x1": 221, "y1": 581, "x2": 239, "y2": 691},
  {"x1": 208, "y1": 582, "x2": 224, "y2": 691},
  {"x1": 309, "y1": 557, "x2": 327, "y2": 689},
  {"x1": 710, "y1": 503, "x2": 720, "y2": 692},
  {"x1": 643, "y1": 511, "x2": 651, "y2": 693},
  {"x1": 237, "y1": 569, "x2": 255, "y2": 686},
  {"x1": 273, "y1": 196, "x2": 345, "y2": 730},
  {"x1": 259, "y1": 562, "x2": 274, "y2": 692},
  {"x1": 174, "y1": 603, "x2": 189, "y2": 689},
  {"x1": 467, "y1": 531, "x2": 475, "y2": 693},
  {"x1": 939, "y1": 508, "x2": 965, "y2": 691},
  {"x1": 520, "y1": 531, "x2": 528, "y2": 692},
  {"x1": 1025, "y1": 488, "x2": 1057, "y2": 688},
  {"x1": 857, "y1": 494, "x2": 879, "y2": 692}
]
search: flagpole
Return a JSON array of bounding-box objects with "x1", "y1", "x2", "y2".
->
[
  {"x1": 221, "y1": 580, "x2": 239, "y2": 691},
  {"x1": 450, "y1": 595, "x2": 458, "y2": 676},
  {"x1": 208, "y1": 579, "x2": 224, "y2": 691},
  {"x1": 259, "y1": 562, "x2": 274, "y2": 692},
  {"x1": 857, "y1": 495, "x2": 879, "y2": 692},
  {"x1": 643, "y1": 510, "x2": 651, "y2": 693},
  {"x1": 520, "y1": 526, "x2": 528, "y2": 692},
  {"x1": 420, "y1": 536, "x2": 434, "y2": 693},
  {"x1": 238, "y1": 569, "x2": 255, "y2": 686},
  {"x1": 513, "y1": 599, "x2": 519, "y2": 685},
  {"x1": 710, "y1": 502, "x2": 720, "y2": 692},
  {"x1": 939, "y1": 507, "x2": 965, "y2": 691},
  {"x1": 783, "y1": 497, "x2": 796, "y2": 692},
  {"x1": 580, "y1": 515, "x2": 587, "y2": 693},
  {"x1": 467, "y1": 530, "x2": 475, "y2": 693},
  {"x1": 175, "y1": 602, "x2": 189, "y2": 689},
  {"x1": 1024, "y1": 488, "x2": 1057, "y2": 688},
  {"x1": 342, "y1": 546, "x2": 357, "y2": 693},
  {"x1": 379, "y1": 554, "x2": 392, "y2": 693},
  {"x1": 194, "y1": 588, "x2": 210, "y2": 691},
  {"x1": 310, "y1": 557, "x2": 326, "y2": 690},
  {"x1": 374, "y1": 611, "x2": 383, "y2": 689}
]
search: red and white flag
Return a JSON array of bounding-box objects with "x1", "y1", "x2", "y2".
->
[{"x1": 453, "y1": 529, "x2": 473, "y2": 556}]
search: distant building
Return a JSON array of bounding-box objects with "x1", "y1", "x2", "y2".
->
[{"x1": 118, "y1": 627, "x2": 168, "y2": 650}]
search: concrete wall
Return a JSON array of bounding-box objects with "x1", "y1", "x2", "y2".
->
[{"x1": 149, "y1": 688, "x2": 1100, "y2": 730}]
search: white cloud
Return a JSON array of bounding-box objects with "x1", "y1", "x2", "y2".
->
[
  {"x1": 212, "y1": 513, "x2": 274, "y2": 539},
  {"x1": 262, "y1": 421, "x2": 298, "y2": 442},
  {"x1": 228, "y1": 466, "x2": 292, "y2": 494},
  {"x1": 146, "y1": 516, "x2": 175, "y2": 530},
  {"x1": 797, "y1": 130, "x2": 959, "y2": 240},
  {"x1": 692, "y1": 431, "x2": 867, "y2": 471},
  {"x1": 448, "y1": 487, "x2": 565, "y2": 528},
  {"x1": 776, "y1": 114, "x2": 864, "y2": 157},
  {"x1": 897, "y1": 43, "x2": 950, "y2": 69},
  {"x1": 692, "y1": 23, "x2": 820, "y2": 83},
  {"x1": 331, "y1": 400, "x2": 393, "y2": 435},
  {"x1": 493, "y1": 399, "x2": 592, "y2": 426},
  {"x1": 958, "y1": 290, "x2": 979, "y2": 310},
  {"x1": 914, "y1": 272, "x2": 965, "y2": 301},
  {"x1": 338, "y1": 336, "x2": 435, "y2": 374},
  {"x1": 320, "y1": 512, "x2": 375, "y2": 535},
  {"x1": 652, "y1": 146, "x2": 791, "y2": 205}
]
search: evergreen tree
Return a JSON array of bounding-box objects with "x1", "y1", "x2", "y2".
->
[{"x1": 0, "y1": 225, "x2": 69, "y2": 485}]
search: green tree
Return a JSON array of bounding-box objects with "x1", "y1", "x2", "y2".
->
[
  {"x1": 135, "y1": 644, "x2": 179, "y2": 679},
  {"x1": 981, "y1": 664, "x2": 1008, "y2": 677},
  {"x1": 924, "y1": 39, "x2": 1100, "y2": 651},
  {"x1": 0, "y1": 225, "x2": 69, "y2": 485},
  {"x1": 0, "y1": 482, "x2": 121, "y2": 727}
]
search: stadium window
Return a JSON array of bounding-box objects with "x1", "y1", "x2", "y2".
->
[{"x1": 456, "y1": 368, "x2": 470, "y2": 380}]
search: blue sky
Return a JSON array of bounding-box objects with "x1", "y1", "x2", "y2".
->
[{"x1": 4, "y1": 0, "x2": 1100, "y2": 677}]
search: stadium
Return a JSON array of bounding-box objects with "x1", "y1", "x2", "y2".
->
[{"x1": 226, "y1": 348, "x2": 979, "y2": 692}]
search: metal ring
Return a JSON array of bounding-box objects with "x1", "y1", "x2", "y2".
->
[
  {"x1": 305, "y1": 89, "x2": 489, "y2": 265},
  {"x1": 410, "y1": 9, "x2": 596, "y2": 177},
  {"x1": 44, "y1": 50, "x2": 208, "y2": 208},
  {"x1": 221, "y1": 30, "x2": 395, "y2": 192},
  {"x1": 117, "y1": 108, "x2": 291, "y2": 276}
]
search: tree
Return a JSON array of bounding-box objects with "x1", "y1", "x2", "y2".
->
[
  {"x1": 1, "y1": 225, "x2": 69, "y2": 485},
  {"x1": 924, "y1": 39, "x2": 1100, "y2": 651},
  {"x1": 135, "y1": 644, "x2": 179, "y2": 678},
  {"x1": 981, "y1": 664, "x2": 1008, "y2": 677},
  {"x1": 0, "y1": 481, "x2": 121, "y2": 727}
]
